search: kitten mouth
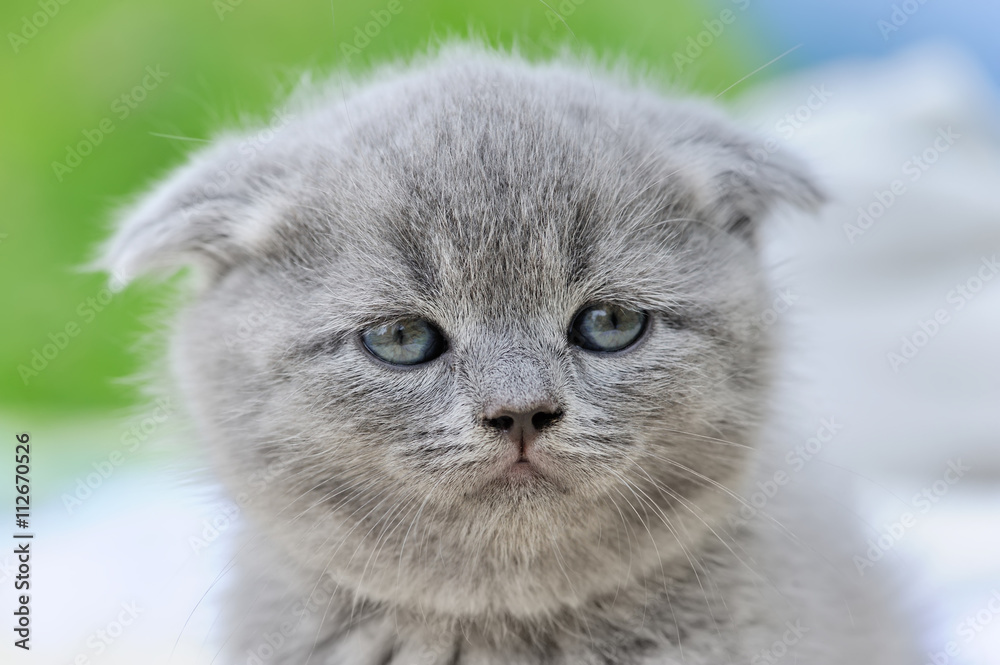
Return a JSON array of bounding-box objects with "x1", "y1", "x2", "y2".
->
[
  {"x1": 506, "y1": 459, "x2": 542, "y2": 482},
  {"x1": 505, "y1": 445, "x2": 547, "y2": 482},
  {"x1": 482, "y1": 436, "x2": 561, "y2": 490}
]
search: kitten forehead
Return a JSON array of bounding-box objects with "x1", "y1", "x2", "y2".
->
[
  {"x1": 320, "y1": 171, "x2": 687, "y2": 327},
  {"x1": 301, "y1": 65, "x2": 708, "y2": 323}
]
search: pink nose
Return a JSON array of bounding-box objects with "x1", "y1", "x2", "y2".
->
[{"x1": 484, "y1": 403, "x2": 563, "y2": 456}]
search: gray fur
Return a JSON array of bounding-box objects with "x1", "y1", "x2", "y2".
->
[{"x1": 99, "y1": 44, "x2": 913, "y2": 664}]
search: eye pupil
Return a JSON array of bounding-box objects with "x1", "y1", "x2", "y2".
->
[
  {"x1": 570, "y1": 304, "x2": 646, "y2": 353},
  {"x1": 362, "y1": 319, "x2": 446, "y2": 366}
]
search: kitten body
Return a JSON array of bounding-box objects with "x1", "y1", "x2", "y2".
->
[{"x1": 102, "y1": 46, "x2": 913, "y2": 664}]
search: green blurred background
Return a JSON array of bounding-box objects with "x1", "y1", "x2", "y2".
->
[{"x1": 0, "y1": 0, "x2": 771, "y2": 484}]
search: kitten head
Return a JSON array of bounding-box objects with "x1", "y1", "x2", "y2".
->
[{"x1": 100, "y1": 46, "x2": 822, "y2": 620}]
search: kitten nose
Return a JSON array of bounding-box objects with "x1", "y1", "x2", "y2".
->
[{"x1": 484, "y1": 403, "x2": 563, "y2": 452}]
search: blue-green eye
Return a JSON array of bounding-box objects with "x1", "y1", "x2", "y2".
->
[
  {"x1": 569, "y1": 304, "x2": 647, "y2": 352},
  {"x1": 361, "y1": 319, "x2": 446, "y2": 366}
]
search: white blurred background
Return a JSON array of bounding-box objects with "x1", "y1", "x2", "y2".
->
[{"x1": 747, "y1": 42, "x2": 1000, "y2": 665}]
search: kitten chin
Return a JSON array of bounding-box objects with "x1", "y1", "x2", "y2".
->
[{"x1": 100, "y1": 43, "x2": 915, "y2": 664}]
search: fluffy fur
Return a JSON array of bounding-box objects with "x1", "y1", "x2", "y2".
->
[{"x1": 100, "y1": 45, "x2": 913, "y2": 664}]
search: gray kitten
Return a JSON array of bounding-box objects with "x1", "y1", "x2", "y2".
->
[{"x1": 100, "y1": 45, "x2": 914, "y2": 664}]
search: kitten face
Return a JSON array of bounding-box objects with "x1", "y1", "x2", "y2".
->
[{"x1": 102, "y1": 47, "x2": 821, "y2": 618}]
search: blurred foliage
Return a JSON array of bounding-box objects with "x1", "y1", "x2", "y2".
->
[{"x1": 0, "y1": 0, "x2": 773, "y2": 412}]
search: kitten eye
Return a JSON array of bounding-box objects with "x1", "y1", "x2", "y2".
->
[
  {"x1": 361, "y1": 319, "x2": 446, "y2": 366},
  {"x1": 569, "y1": 304, "x2": 647, "y2": 353}
]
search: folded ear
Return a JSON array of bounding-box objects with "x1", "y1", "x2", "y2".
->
[
  {"x1": 672, "y1": 117, "x2": 826, "y2": 240},
  {"x1": 95, "y1": 133, "x2": 289, "y2": 288},
  {"x1": 707, "y1": 147, "x2": 826, "y2": 238}
]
